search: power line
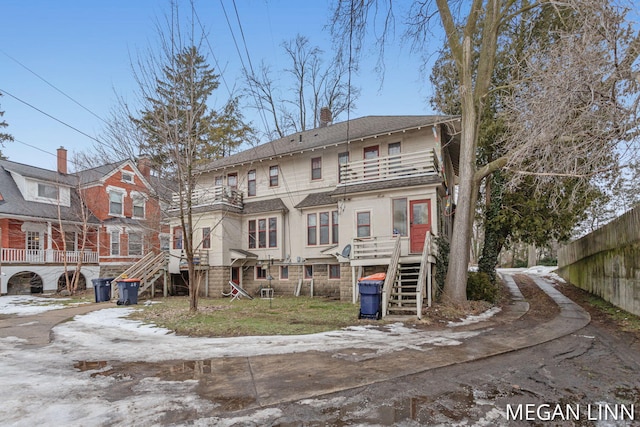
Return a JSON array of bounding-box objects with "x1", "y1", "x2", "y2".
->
[
  {"x1": 0, "y1": 49, "x2": 107, "y2": 124},
  {"x1": 0, "y1": 88, "x2": 105, "y2": 146}
]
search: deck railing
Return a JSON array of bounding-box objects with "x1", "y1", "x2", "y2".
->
[
  {"x1": 1, "y1": 248, "x2": 99, "y2": 264},
  {"x1": 171, "y1": 186, "x2": 243, "y2": 210},
  {"x1": 338, "y1": 149, "x2": 439, "y2": 186},
  {"x1": 351, "y1": 236, "x2": 398, "y2": 259}
]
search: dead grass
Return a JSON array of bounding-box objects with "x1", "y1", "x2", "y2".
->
[{"x1": 128, "y1": 296, "x2": 363, "y2": 337}]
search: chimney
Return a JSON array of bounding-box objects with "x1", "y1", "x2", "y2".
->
[
  {"x1": 319, "y1": 107, "x2": 332, "y2": 127},
  {"x1": 57, "y1": 147, "x2": 68, "y2": 175},
  {"x1": 137, "y1": 156, "x2": 152, "y2": 179}
]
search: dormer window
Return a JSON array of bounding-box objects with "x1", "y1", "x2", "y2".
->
[
  {"x1": 121, "y1": 172, "x2": 134, "y2": 184},
  {"x1": 38, "y1": 183, "x2": 58, "y2": 200}
]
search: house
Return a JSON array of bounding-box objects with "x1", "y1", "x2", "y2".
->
[
  {"x1": 0, "y1": 150, "x2": 100, "y2": 294},
  {"x1": 0, "y1": 148, "x2": 168, "y2": 295},
  {"x1": 167, "y1": 114, "x2": 460, "y2": 316},
  {"x1": 77, "y1": 156, "x2": 167, "y2": 279}
]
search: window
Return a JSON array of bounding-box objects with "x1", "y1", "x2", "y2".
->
[
  {"x1": 307, "y1": 211, "x2": 338, "y2": 246},
  {"x1": 357, "y1": 212, "x2": 371, "y2": 237},
  {"x1": 319, "y1": 212, "x2": 330, "y2": 245},
  {"x1": 38, "y1": 183, "x2": 58, "y2": 200},
  {"x1": 227, "y1": 173, "x2": 238, "y2": 189},
  {"x1": 280, "y1": 265, "x2": 289, "y2": 280},
  {"x1": 248, "y1": 220, "x2": 256, "y2": 249},
  {"x1": 256, "y1": 266, "x2": 267, "y2": 279},
  {"x1": 26, "y1": 231, "x2": 41, "y2": 250},
  {"x1": 128, "y1": 232, "x2": 142, "y2": 256},
  {"x1": 269, "y1": 165, "x2": 279, "y2": 187},
  {"x1": 214, "y1": 175, "x2": 223, "y2": 186},
  {"x1": 64, "y1": 231, "x2": 77, "y2": 252},
  {"x1": 329, "y1": 264, "x2": 341, "y2": 279},
  {"x1": 121, "y1": 172, "x2": 134, "y2": 184},
  {"x1": 307, "y1": 213, "x2": 317, "y2": 245},
  {"x1": 202, "y1": 227, "x2": 211, "y2": 249},
  {"x1": 110, "y1": 230, "x2": 120, "y2": 255},
  {"x1": 160, "y1": 235, "x2": 170, "y2": 252},
  {"x1": 173, "y1": 227, "x2": 183, "y2": 250},
  {"x1": 338, "y1": 152, "x2": 349, "y2": 183},
  {"x1": 132, "y1": 196, "x2": 145, "y2": 218},
  {"x1": 393, "y1": 198, "x2": 408, "y2": 236},
  {"x1": 304, "y1": 265, "x2": 313, "y2": 279},
  {"x1": 311, "y1": 157, "x2": 322, "y2": 180},
  {"x1": 268, "y1": 218, "x2": 277, "y2": 248},
  {"x1": 258, "y1": 219, "x2": 267, "y2": 248},
  {"x1": 249, "y1": 217, "x2": 277, "y2": 249},
  {"x1": 109, "y1": 191, "x2": 124, "y2": 216},
  {"x1": 364, "y1": 145, "x2": 379, "y2": 178},
  {"x1": 248, "y1": 170, "x2": 256, "y2": 196},
  {"x1": 388, "y1": 142, "x2": 401, "y2": 171}
]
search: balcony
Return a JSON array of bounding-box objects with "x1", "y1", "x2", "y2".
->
[
  {"x1": 1, "y1": 249, "x2": 99, "y2": 264},
  {"x1": 338, "y1": 149, "x2": 439, "y2": 186},
  {"x1": 171, "y1": 186, "x2": 243, "y2": 210}
]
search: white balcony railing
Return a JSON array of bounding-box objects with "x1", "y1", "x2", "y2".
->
[
  {"x1": 351, "y1": 236, "x2": 398, "y2": 260},
  {"x1": 171, "y1": 186, "x2": 243, "y2": 209},
  {"x1": 339, "y1": 149, "x2": 439, "y2": 186},
  {"x1": 1, "y1": 248, "x2": 99, "y2": 264}
]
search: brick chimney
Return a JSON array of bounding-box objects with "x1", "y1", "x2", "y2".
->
[
  {"x1": 137, "y1": 156, "x2": 151, "y2": 179},
  {"x1": 319, "y1": 107, "x2": 332, "y2": 127},
  {"x1": 57, "y1": 147, "x2": 67, "y2": 174}
]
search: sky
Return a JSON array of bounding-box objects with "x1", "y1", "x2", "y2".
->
[
  {"x1": 0, "y1": 267, "x2": 559, "y2": 425},
  {"x1": 0, "y1": 0, "x2": 438, "y2": 171}
]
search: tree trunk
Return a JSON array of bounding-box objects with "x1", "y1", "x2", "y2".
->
[{"x1": 527, "y1": 244, "x2": 537, "y2": 267}]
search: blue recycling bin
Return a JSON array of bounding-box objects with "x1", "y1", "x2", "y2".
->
[
  {"x1": 92, "y1": 278, "x2": 113, "y2": 303},
  {"x1": 358, "y1": 278, "x2": 384, "y2": 320},
  {"x1": 116, "y1": 279, "x2": 140, "y2": 305}
]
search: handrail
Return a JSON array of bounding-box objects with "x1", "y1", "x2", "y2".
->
[
  {"x1": 381, "y1": 236, "x2": 402, "y2": 317},
  {"x1": 415, "y1": 231, "x2": 434, "y2": 320}
]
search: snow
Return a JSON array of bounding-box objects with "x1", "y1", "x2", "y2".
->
[
  {"x1": 0, "y1": 295, "x2": 500, "y2": 426},
  {"x1": 521, "y1": 265, "x2": 566, "y2": 283}
]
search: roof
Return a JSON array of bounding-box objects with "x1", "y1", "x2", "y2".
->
[
  {"x1": 242, "y1": 198, "x2": 289, "y2": 215},
  {"x1": 0, "y1": 161, "x2": 99, "y2": 223},
  {"x1": 330, "y1": 175, "x2": 442, "y2": 197},
  {"x1": 76, "y1": 160, "x2": 128, "y2": 186},
  {"x1": 0, "y1": 159, "x2": 77, "y2": 187},
  {"x1": 294, "y1": 191, "x2": 336, "y2": 209},
  {"x1": 200, "y1": 115, "x2": 459, "y2": 171}
]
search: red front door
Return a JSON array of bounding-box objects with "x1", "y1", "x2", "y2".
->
[
  {"x1": 231, "y1": 267, "x2": 240, "y2": 285},
  {"x1": 410, "y1": 199, "x2": 431, "y2": 253}
]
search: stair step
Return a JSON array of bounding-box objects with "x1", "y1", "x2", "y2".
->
[{"x1": 387, "y1": 306, "x2": 418, "y2": 312}]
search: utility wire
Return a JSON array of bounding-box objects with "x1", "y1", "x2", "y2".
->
[
  {"x1": 0, "y1": 49, "x2": 107, "y2": 124},
  {"x1": 0, "y1": 88, "x2": 104, "y2": 146}
]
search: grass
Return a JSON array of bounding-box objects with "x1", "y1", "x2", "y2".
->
[
  {"x1": 128, "y1": 296, "x2": 363, "y2": 337},
  {"x1": 586, "y1": 294, "x2": 640, "y2": 333}
]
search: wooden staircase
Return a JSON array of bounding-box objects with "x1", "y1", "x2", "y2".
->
[
  {"x1": 111, "y1": 252, "x2": 168, "y2": 299},
  {"x1": 381, "y1": 232, "x2": 435, "y2": 319},
  {"x1": 387, "y1": 262, "x2": 421, "y2": 316}
]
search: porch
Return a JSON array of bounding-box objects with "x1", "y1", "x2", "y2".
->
[
  {"x1": 170, "y1": 186, "x2": 243, "y2": 210},
  {"x1": 338, "y1": 148, "x2": 439, "y2": 186},
  {"x1": 1, "y1": 248, "x2": 99, "y2": 264}
]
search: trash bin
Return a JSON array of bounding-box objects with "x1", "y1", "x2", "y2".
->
[
  {"x1": 116, "y1": 278, "x2": 140, "y2": 305},
  {"x1": 92, "y1": 278, "x2": 113, "y2": 303},
  {"x1": 358, "y1": 273, "x2": 385, "y2": 320}
]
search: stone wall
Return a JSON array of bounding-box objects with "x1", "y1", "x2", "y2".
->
[{"x1": 557, "y1": 206, "x2": 640, "y2": 316}]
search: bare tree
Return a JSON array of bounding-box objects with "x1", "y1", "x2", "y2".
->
[
  {"x1": 245, "y1": 34, "x2": 359, "y2": 139},
  {"x1": 332, "y1": 0, "x2": 640, "y2": 304}
]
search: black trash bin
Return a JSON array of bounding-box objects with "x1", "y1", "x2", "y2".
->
[
  {"x1": 358, "y1": 273, "x2": 385, "y2": 320},
  {"x1": 116, "y1": 278, "x2": 140, "y2": 305},
  {"x1": 92, "y1": 278, "x2": 113, "y2": 303}
]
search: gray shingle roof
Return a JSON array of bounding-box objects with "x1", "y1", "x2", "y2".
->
[
  {"x1": 329, "y1": 175, "x2": 442, "y2": 197},
  {"x1": 200, "y1": 115, "x2": 458, "y2": 171},
  {"x1": 242, "y1": 198, "x2": 289, "y2": 215},
  {"x1": 77, "y1": 160, "x2": 128, "y2": 186},
  {"x1": 294, "y1": 191, "x2": 336, "y2": 209},
  {"x1": 0, "y1": 160, "x2": 99, "y2": 223}
]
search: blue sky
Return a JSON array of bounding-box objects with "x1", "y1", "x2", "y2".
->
[{"x1": 0, "y1": 0, "x2": 438, "y2": 171}]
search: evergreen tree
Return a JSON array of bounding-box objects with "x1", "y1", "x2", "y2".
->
[{"x1": 0, "y1": 93, "x2": 14, "y2": 157}]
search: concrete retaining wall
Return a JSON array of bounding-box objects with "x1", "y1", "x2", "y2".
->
[{"x1": 557, "y1": 206, "x2": 640, "y2": 316}]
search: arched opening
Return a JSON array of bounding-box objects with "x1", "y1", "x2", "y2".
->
[
  {"x1": 7, "y1": 272, "x2": 44, "y2": 295},
  {"x1": 57, "y1": 271, "x2": 87, "y2": 293}
]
